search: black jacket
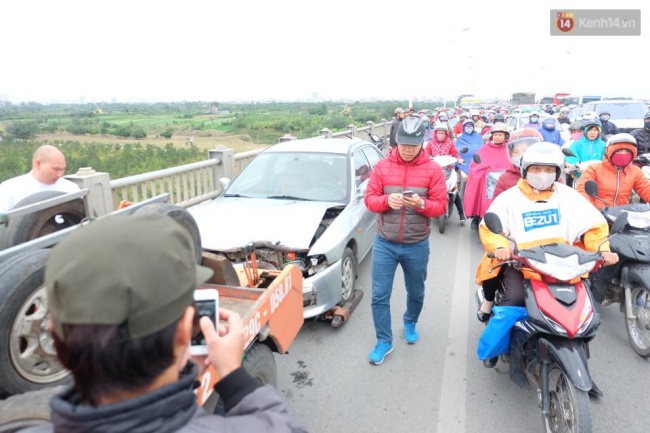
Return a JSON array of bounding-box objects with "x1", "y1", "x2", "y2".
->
[
  {"x1": 389, "y1": 117, "x2": 402, "y2": 147},
  {"x1": 601, "y1": 120, "x2": 619, "y2": 137},
  {"x1": 632, "y1": 128, "x2": 650, "y2": 154},
  {"x1": 21, "y1": 363, "x2": 308, "y2": 433}
]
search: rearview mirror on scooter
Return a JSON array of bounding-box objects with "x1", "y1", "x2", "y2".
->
[
  {"x1": 562, "y1": 147, "x2": 576, "y2": 158},
  {"x1": 460, "y1": 147, "x2": 469, "y2": 153},
  {"x1": 484, "y1": 212, "x2": 502, "y2": 234},
  {"x1": 584, "y1": 180, "x2": 609, "y2": 207},
  {"x1": 472, "y1": 154, "x2": 482, "y2": 164}
]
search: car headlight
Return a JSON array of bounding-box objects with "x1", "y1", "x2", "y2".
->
[
  {"x1": 307, "y1": 254, "x2": 328, "y2": 276},
  {"x1": 527, "y1": 253, "x2": 596, "y2": 281}
]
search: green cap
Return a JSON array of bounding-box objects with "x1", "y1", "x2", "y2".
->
[{"x1": 46, "y1": 214, "x2": 213, "y2": 341}]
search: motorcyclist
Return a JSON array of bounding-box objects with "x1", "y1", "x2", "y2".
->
[
  {"x1": 464, "y1": 122, "x2": 510, "y2": 231},
  {"x1": 630, "y1": 111, "x2": 650, "y2": 155},
  {"x1": 453, "y1": 112, "x2": 469, "y2": 136},
  {"x1": 455, "y1": 119, "x2": 484, "y2": 175},
  {"x1": 539, "y1": 116, "x2": 565, "y2": 146},
  {"x1": 475, "y1": 143, "x2": 619, "y2": 351},
  {"x1": 564, "y1": 118, "x2": 606, "y2": 181},
  {"x1": 492, "y1": 128, "x2": 543, "y2": 199},
  {"x1": 576, "y1": 133, "x2": 650, "y2": 209},
  {"x1": 471, "y1": 109, "x2": 486, "y2": 132},
  {"x1": 522, "y1": 111, "x2": 542, "y2": 130},
  {"x1": 557, "y1": 107, "x2": 571, "y2": 125},
  {"x1": 425, "y1": 122, "x2": 466, "y2": 223},
  {"x1": 599, "y1": 110, "x2": 619, "y2": 139}
]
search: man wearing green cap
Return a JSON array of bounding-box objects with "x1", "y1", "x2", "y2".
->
[{"x1": 22, "y1": 214, "x2": 307, "y2": 432}]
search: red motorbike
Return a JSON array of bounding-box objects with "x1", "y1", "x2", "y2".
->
[{"x1": 477, "y1": 212, "x2": 623, "y2": 433}]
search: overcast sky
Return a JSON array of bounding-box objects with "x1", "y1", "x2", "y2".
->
[{"x1": 1, "y1": 0, "x2": 647, "y2": 104}]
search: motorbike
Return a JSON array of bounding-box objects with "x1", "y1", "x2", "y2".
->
[
  {"x1": 366, "y1": 131, "x2": 385, "y2": 152},
  {"x1": 476, "y1": 211, "x2": 621, "y2": 433},
  {"x1": 584, "y1": 180, "x2": 650, "y2": 357},
  {"x1": 431, "y1": 149, "x2": 467, "y2": 234}
]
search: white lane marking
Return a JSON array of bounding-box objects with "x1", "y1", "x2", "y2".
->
[{"x1": 436, "y1": 224, "x2": 471, "y2": 432}]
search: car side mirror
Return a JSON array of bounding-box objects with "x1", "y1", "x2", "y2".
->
[{"x1": 218, "y1": 177, "x2": 231, "y2": 191}]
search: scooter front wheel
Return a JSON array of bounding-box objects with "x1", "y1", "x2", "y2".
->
[
  {"x1": 438, "y1": 213, "x2": 447, "y2": 234},
  {"x1": 542, "y1": 364, "x2": 592, "y2": 433},
  {"x1": 624, "y1": 286, "x2": 650, "y2": 358}
]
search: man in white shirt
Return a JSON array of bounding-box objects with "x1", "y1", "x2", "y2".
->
[{"x1": 0, "y1": 145, "x2": 80, "y2": 212}]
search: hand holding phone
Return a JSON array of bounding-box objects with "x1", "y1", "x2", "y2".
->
[
  {"x1": 190, "y1": 289, "x2": 219, "y2": 356},
  {"x1": 402, "y1": 190, "x2": 414, "y2": 197}
]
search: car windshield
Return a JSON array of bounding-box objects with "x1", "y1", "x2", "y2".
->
[
  {"x1": 591, "y1": 103, "x2": 647, "y2": 119},
  {"x1": 225, "y1": 152, "x2": 349, "y2": 202}
]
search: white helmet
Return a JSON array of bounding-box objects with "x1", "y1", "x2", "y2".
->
[
  {"x1": 433, "y1": 122, "x2": 449, "y2": 132},
  {"x1": 470, "y1": 109, "x2": 480, "y2": 117},
  {"x1": 606, "y1": 133, "x2": 637, "y2": 147},
  {"x1": 460, "y1": 111, "x2": 470, "y2": 118},
  {"x1": 520, "y1": 142, "x2": 565, "y2": 180}
]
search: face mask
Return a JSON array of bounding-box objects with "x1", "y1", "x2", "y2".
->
[
  {"x1": 610, "y1": 152, "x2": 633, "y2": 167},
  {"x1": 511, "y1": 155, "x2": 523, "y2": 167},
  {"x1": 526, "y1": 171, "x2": 556, "y2": 191},
  {"x1": 571, "y1": 132, "x2": 583, "y2": 141},
  {"x1": 464, "y1": 127, "x2": 474, "y2": 134},
  {"x1": 544, "y1": 124, "x2": 555, "y2": 130},
  {"x1": 530, "y1": 117, "x2": 539, "y2": 123},
  {"x1": 600, "y1": 115, "x2": 610, "y2": 122},
  {"x1": 644, "y1": 120, "x2": 650, "y2": 129}
]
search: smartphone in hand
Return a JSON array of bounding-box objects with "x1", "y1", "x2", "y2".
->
[
  {"x1": 402, "y1": 190, "x2": 414, "y2": 197},
  {"x1": 190, "y1": 289, "x2": 219, "y2": 356}
]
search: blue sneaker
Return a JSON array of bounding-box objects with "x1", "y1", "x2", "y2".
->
[
  {"x1": 368, "y1": 342, "x2": 393, "y2": 365},
  {"x1": 404, "y1": 320, "x2": 419, "y2": 344}
]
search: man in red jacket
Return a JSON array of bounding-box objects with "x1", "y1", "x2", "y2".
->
[{"x1": 364, "y1": 117, "x2": 448, "y2": 365}]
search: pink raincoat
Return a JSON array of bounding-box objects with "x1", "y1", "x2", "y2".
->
[{"x1": 463, "y1": 141, "x2": 510, "y2": 218}]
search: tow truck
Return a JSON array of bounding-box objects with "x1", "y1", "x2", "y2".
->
[{"x1": 0, "y1": 194, "x2": 304, "y2": 431}]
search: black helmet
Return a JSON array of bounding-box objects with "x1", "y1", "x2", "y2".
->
[
  {"x1": 494, "y1": 113, "x2": 505, "y2": 122},
  {"x1": 396, "y1": 117, "x2": 426, "y2": 146},
  {"x1": 569, "y1": 120, "x2": 584, "y2": 132},
  {"x1": 644, "y1": 111, "x2": 650, "y2": 120}
]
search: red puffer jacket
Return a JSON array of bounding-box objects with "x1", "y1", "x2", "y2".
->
[
  {"x1": 365, "y1": 147, "x2": 447, "y2": 244},
  {"x1": 493, "y1": 164, "x2": 521, "y2": 198}
]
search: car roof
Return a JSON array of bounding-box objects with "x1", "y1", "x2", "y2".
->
[
  {"x1": 586, "y1": 100, "x2": 645, "y2": 105},
  {"x1": 263, "y1": 137, "x2": 372, "y2": 155}
]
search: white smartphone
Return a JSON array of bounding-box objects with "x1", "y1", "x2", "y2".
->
[{"x1": 190, "y1": 288, "x2": 219, "y2": 356}]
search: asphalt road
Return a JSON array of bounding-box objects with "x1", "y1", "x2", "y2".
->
[{"x1": 275, "y1": 214, "x2": 649, "y2": 433}]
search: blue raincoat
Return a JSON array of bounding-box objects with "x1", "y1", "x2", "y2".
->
[{"x1": 456, "y1": 120, "x2": 484, "y2": 174}]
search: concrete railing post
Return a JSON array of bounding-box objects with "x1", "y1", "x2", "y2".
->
[
  {"x1": 347, "y1": 124, "x2": 357, "y2": 138},
  {"x1": 366, "y1": 121, "x2": 375, "y2": 133},
  {"x1": 66, "y1": 167, "x2": 113, "y2": 217},
  {"x1": 208, "y1": 146, "x2": 235, "y2": 186},
  {"x1": 279, "y1": 134, "x2": 296, "y2": 142},
  {"x1": 319, "y1": 128, "x2": 332, "y2": 138}
]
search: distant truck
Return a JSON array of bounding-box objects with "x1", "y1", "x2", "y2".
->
[{"x1": 511, "y1": 92, "x2": 536, "y2": 105}]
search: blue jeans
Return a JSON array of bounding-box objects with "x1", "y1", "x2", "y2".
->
[{"x1": 371, "y1": 234, "x2": 430, "y2": 344}]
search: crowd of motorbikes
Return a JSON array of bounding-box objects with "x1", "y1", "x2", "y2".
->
[
  {"x1": 404, "y1": 127, "x2": 650, "y2": 433},
  {"x1": 467, "y1": 160, "x2": 650, "y2": 432}
]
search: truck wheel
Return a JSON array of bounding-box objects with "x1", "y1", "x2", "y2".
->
[
  {"x1": 0, "y1": 191, "x2": 85, "y2": 250},
  {"x1": 203, "y1": 343, "x2": 277, "y2": 415},
  {"x1": 0, "y1": 386, "x2": 64, "y2": 432},
  {"x1": 242, "y1": 343, "x2": 277, "y2": 388},
  {"x1": 130, "y1": 203, "x2": 202, "y2": 264},
  {"x1": 0, "y1": 249, "x2": 71, "y2": 398},
  {"x1": 339, "y1": 247, "x2": 357, "y2": 305}
]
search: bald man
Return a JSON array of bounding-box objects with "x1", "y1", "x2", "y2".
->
[{"x1": 0, "y1": 145, "x2": 80, "y2": 212}]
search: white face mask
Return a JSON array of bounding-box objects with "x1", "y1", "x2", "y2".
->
[
  {"x1": 511, "y1": 155, "x2": 523, "y2": 167},
  {"x1": 526, "y1": 171, "x2": 556, "y2": 191},
  {"x1": 464, "y1": 127, "x2": 474, "y2": 134}
]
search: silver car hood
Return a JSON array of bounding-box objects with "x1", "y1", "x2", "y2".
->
[{"x1": 188, "y1": 197, "x2": 332, "y2": 251}]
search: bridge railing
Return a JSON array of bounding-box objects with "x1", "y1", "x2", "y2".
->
[{"x1": 68, "y1": 119, "x2": 391, "y2": 215}]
